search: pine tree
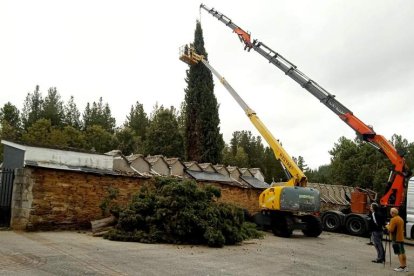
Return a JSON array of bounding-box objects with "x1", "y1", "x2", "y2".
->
[
  {"x1": 63, "y1": 96, "x2": 82, "y2": 130},
  {"x1": 125, "y1": 101, "x2": 149, "y2": 139},
  {"x1": 263, "y1": 147, "x2": 286, "y2": 183},
  {"x1": 42, "y1": 87, "x2": 64, "y2": 128},
  {"x1": 0, "y1": 102, "x2": 22, "y2": 154},
  {"x1": 0, "y1": 102, "x2": 21, "y2": 130},
  {"x1": 296, "y1": 156, "x2": 309, "y2": 172},
  {"x1": 22, "y1": 85, "x2": 43, "y2": 130},
  {"x1": 184, "y1": 21, "x2": 224, "y2": 163},
  {"x1": 82, "y1": 97, "x2": 116, "y2": 133}
]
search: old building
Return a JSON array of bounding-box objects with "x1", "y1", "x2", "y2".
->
[{"x1": 0, "y1": 140, "x2": 270, "y2": 230}]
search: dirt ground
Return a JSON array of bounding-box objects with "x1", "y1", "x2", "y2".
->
[{"x1": 0, "y1": 230, "x2": 413, "y2": 276}]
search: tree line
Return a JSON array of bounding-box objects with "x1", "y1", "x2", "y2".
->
[
  {"x1": 0, "y1": 84, "x2": 283, "y2": 182},
  {"x1": 1, "y1": 85, "x2": 412, "y2": 191}
]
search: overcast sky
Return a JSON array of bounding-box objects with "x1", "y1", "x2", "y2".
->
[{"x1": 1, "y1": 0, "x2": 413, "y2": 169}]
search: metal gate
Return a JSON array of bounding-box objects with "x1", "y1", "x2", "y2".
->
[{"x1": 0, "y1": 169, "x2": 15, "y2": 227}]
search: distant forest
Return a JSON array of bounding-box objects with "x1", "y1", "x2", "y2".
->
[{"x1": 1, "y1": 85, "x2": 413, "y2": 193}]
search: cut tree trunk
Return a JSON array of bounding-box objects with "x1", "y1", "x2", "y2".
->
[{"x1": 91, "y1": 215, "x2": 116, "y2": 236}]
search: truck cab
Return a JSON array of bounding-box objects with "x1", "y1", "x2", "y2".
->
[{"x1": 405, "y1": 177, "x2": 414, "y2": 238}]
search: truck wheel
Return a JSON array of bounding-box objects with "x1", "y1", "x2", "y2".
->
[
  {"x1": 345, "y1": 215, "x2": 367, "y2": 236},
  {"x1": 302, "y1": 215, "x2": 323, "y2": 237},
  {"x1": 272, "y1": 215, "x2": 293, "y2": 238},
  {"x1": 322, "y1": 212, "x2": 342, "y2": 232}
]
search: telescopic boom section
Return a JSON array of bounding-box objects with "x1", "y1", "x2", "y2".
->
[
  {"x1": 200, "y1": 4, "x2": 411, "y2": 207},
  {"x1": 200, "y1": 4, "x2": 253, "y2": 50},
  {"x1": 179, "y1": 44, "x2": 307, "y2": 187}
]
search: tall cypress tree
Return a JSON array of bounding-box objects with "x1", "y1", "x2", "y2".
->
[{"x1": 184, "y1": 21, "x2": 224, "y2": 163}]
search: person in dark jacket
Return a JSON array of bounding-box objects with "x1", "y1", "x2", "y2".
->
[{"x1": 369, "y1": 202, "x2": 385, "y2": 263}]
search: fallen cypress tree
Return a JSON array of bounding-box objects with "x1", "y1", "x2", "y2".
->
[{"x1": 104, "y1": 177, "x2": 263, "y2": 247}]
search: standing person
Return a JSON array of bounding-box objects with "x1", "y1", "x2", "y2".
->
[
  {"x1": 369, "y1": 203, "x2": 385, "y2": 263},
  {"x1": 386, "y1": 207, "x2": 408, "y2": 272}
]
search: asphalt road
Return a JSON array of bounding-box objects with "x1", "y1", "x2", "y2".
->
[{"x1": 0, "y1": 230, "x2": 413, "y2": 276}]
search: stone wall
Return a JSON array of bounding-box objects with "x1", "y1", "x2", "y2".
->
[
  {"x1": 205, "y1": 182, "x2": 261, "y2": 214},
  {"x1": 10, "y1": 167, "x2": 262, "y2": 231},
  {"x1": 11, "y1": 167, "x2": 153, "y2": 230}
]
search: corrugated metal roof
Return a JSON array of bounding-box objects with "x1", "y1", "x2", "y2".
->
[
  {"x1": 186, "y1": 169, "x2": 248, "y2": 188},
  {"x1": 2, "y1": 140, "x2": 113, "y2": 171},
  {"x1": 24, "y1": 160, "x2": 120, "y2": 176},
  {"x1": 186, "y1": 169, "x2": 232, "y2": 182},
  {"x1": 240, "y1": 176, "x2": 270, "y2": 189}
]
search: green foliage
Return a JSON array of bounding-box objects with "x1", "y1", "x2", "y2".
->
[
  {"x1": 0, "y1": 102, "x2": 21, "y2": 130},
  {"x1": 307, "y1": 164, "x2": 332, "y2": 183},
  {"x1": 226, "y1": 131, "x2": 285, "y2": 183},
  {"x1": 281, "y1": 131, "x2": 414, "y2": 194},
  {"x1": 22, "y1": 85, "x2": 44, "y2": 130},
  {"x1": 222, "y1": 143, "x2": 249, "y2": 168},
  {"x1": 62, "y1": 126, "x2": 86, "y2": 149},
  {"x1": 84, "y1": 125, "x2": 115, "y2": 153},
  {"x1": 372, "y1": 167, "x2": 390, "y2": 195},
  {"x1": 221, "y1": 144, "x2": 235, "y2": 166},
  {"x1": 125, "y1": 101, "x2": 148, "y2": 139},
  {"x1": 99, "y1": 186, "x2": 120, "y2": 217},
  {"x1": 0, "y1": 120, "x2": 22, "y2": 161},
  {"x1": 233, "y1": 146, "x2": 249, "y2": 168},
  {"x1": 406, "y1": 143, "x2": 414, "y2": 175},
  {"x1": 114, "y1": 126, "x2": 143, "y2": 156},
  {"x1": 144, "y1": 105, "x2": 184, "y2": 158},
  {"x1": 263, "y1": 147, "x2": 286, "y2": 183},
  {"x1": 0, "y1": 102, "x2": 22, "y2": 150},
  {"x1": 63, "y1": 96, "x2": 82, "y2": 130},
  {"x1": 329, "y1": 137, "x2": 362, "y2": 186},
  {"x1": 328, "y1": 136, "x2": 390, "y2": 189},
  {"x1": 231, "y1": 131, "x2": 264, "y2": 168},
  {"x1": 21, "y1": 119, "x2": 54, "y2": 146},
  {"x1": 83, "y1": 97, "x2": 116, "y2": 133},
  {"x1": 41, "y1": 87, "x2": 64, "y2": 127},
  {"x1": 104, "y1": 178, "x2": 263, "y2": 247},
  {"x1": 184, "y1": 21, "x2": 224, "y2": 163},
  {"x1": 296, "y1": 156, "x2": 309, "y2": 172}
]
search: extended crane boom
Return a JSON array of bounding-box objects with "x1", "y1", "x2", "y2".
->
[{"x1": 200, "y1": 4, "x2": 411, "y2": 208}]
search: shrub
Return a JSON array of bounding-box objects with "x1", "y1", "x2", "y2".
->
[{"x1": 104, "y1": 177, "x2": 263, "y2": 247}]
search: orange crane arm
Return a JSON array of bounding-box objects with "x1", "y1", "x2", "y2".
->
[{"x1": 200, "y1": 4, "x2": 412, "y2": 207}]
